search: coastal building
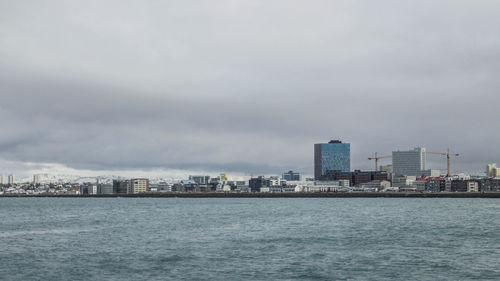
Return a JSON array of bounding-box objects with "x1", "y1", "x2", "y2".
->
[
  {"x1": 8, "y1": 174, "x2": 14, "y2": 185},
  {"x1": 392, "y1": 147, "x2": 426, "y2": 177},
  {"x1": 282, "y1": 171, "x2": 301, "y2": 181},
  {"x1": 249, "y1": 176, "x2": 271, "y2": 192},
  {"x1": 130, "y1": 178, "x2": 149, "y2": 194},
  {"x1": 157, "y1": 182, "x2": 172, "y2": 192},
  {"x1": 98, "y1": 184, "x2": 114, "y2": 194},
  {"x1": 0, "y1": 175, "x2": 3, "y2": 185},
  {"x1": 113, "y1": 180, "x2": 130, "y2": 194},
  {"x1": 323, "y1": 170, "x2": 388, "y2": 186},
  {"x1": 478, "y1": 178, "x2": 500, "y2": 191},
  {"x1": 426, "y1": 177, "x2": 446, "y2": 192},
  {"x1": 314, "y1": 140, "x2": 350, "y2": 180},
  {"x1": 446, "y1": 180, "x2": 480, "y2": 192}
]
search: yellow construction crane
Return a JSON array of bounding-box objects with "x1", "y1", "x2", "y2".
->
[
  {"x1": 368, "y1": 152, "x2": 392, "y2": 171},
  {"x1": 426, "y1": 149, "x2": 459, "y2": 177}
]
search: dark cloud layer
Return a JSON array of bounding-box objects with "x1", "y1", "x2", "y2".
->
[{"x1": 1, "y1": 0, "x2": 500, "y2": 175}]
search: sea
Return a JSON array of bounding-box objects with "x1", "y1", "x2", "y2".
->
[{"x1": 0, "y1": 198, "x2": 499, "y2": 280}]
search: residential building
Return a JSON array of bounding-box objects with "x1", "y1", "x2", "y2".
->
[
  {"x1": 129, "y1": 178, "x2": 149, "y2": 194},
  {"x1": 446, "y1": 180, "x2": 480, "y2": 192},
  {"x1": 392, "y1": 147, "x2": 426, "y2": 177},
  {"x1": 478, "y1": 178, "x2": 500, "y2": 191},
  {"x1": 426, "y1": 177, "x2": 446, "y2": 192},
  {"x1": 283, "y1": 171, "x2": 301, "y2": 181},
  {"x1": 467, "y1": 181, "x2": 479, "y2": 192},
  {"x1": 314, "y1": 140, "x2": 350, "y2": 180}
]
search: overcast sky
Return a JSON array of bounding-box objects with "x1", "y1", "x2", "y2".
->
[{"x1": 1, "y1": 0, "x2": 500, "y2": 178}]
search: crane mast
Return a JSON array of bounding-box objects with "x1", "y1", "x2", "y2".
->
[
  {"x1": 367, "y1": 152, "x2": 392, "y2": 171},
  {"x1": 425, "y1": 148, "x2": 459, "y2": 177}
]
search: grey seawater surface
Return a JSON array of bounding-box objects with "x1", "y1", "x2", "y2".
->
[{"x1": 0, "y1": 198, "x2": 499, "y2": 280}]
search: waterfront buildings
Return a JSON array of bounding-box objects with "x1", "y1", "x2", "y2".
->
[
  {"x1": 0, "y1": 175, "x2": 3, "y2": 185},
  {"x1": 323, "y1": 170, "x2": 388, "y2": 186},
  {"x1": 314, "y1": 140, "x2": 350, "y2": 180},
  {"x1": 8, "y1": 174, "x2": 14, "y2": 185},
  {"x1": 283, "y1": 171, "x2": 301, "y2": 181},
  {"x1": 446, "y1": 180, "x2": 479, "y2": 192}
]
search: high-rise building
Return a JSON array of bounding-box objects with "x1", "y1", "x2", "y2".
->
[
  {"x1": 8, "y1": 174, "x2": 14, "y2": 185},
  {"x1": 283, "y1": 171, "x2": 301, "y2": 181},
  {"x1": 314, "y1": 140, "x2": 350, "y2": 180},
  {"x1": 129, "y1": 178, "x2": 149, "y2": 194},
  {"x1": 0, "y1": 175, "x2": 3, "y2": 185},
  {"x1": 33, "y1": 174, "x2": 41, "y2": 185},
  {"x1": 392, "y1": 147, "x2": 426, "y2": 177},
  {"x1": 486, "y1": 163, "x2": 500, "y2": 177}
]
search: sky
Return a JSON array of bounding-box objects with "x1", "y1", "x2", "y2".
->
[{"x1": 1, "y1": 0, "x2": 500, "y2": 178}]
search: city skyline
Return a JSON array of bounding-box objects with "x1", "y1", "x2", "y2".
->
[
  {"x1": 2, "y1": 1, "x2": 500, "y2": 177},
  {"x1": 0, "y1": 141, "x2": 491, "y2": 180}
]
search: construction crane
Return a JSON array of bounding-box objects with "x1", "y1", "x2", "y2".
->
[
  {"x1": 426, "y1": 149, "x2": 459, "y2": 177},
  {"x1": 368, "y1": 152, "x2": 392, "y2": 171}
]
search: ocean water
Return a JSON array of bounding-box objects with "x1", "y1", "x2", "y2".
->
[{"x1": 0, "y1": 198, "x2": 499, "y2": 280}]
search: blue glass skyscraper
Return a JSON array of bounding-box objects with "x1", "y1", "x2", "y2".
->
[{"x1": 314, "y1": 140, "x2": 351, "y2": 180}]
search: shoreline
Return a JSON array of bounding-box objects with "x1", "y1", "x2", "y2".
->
[{"x1": 1, "y1": 192, "x2": 500, "y2": 198}]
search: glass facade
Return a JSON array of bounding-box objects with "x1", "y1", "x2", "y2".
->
[{"x1": 315, "y1": 141, "x2": 350, "y2": 179}]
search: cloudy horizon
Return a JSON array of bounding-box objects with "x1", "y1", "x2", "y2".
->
[{"x1": 2, "y1": 0, "x2": 500, "y2": 178}]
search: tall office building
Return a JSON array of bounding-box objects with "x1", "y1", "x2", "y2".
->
[
  {"x1": 392, "y1": 147, "x2": 426, "y2": 177},
  {"x1": 8, "y1": 174, "x2": 14, "y2": 185},
  {"x1": 314, "y1": 140, "x2": 351, "y2": 180}
]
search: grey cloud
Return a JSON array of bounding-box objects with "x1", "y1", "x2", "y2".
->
[{"x1": 1, "y1": 0, "x2": 500, "y2": 176}]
